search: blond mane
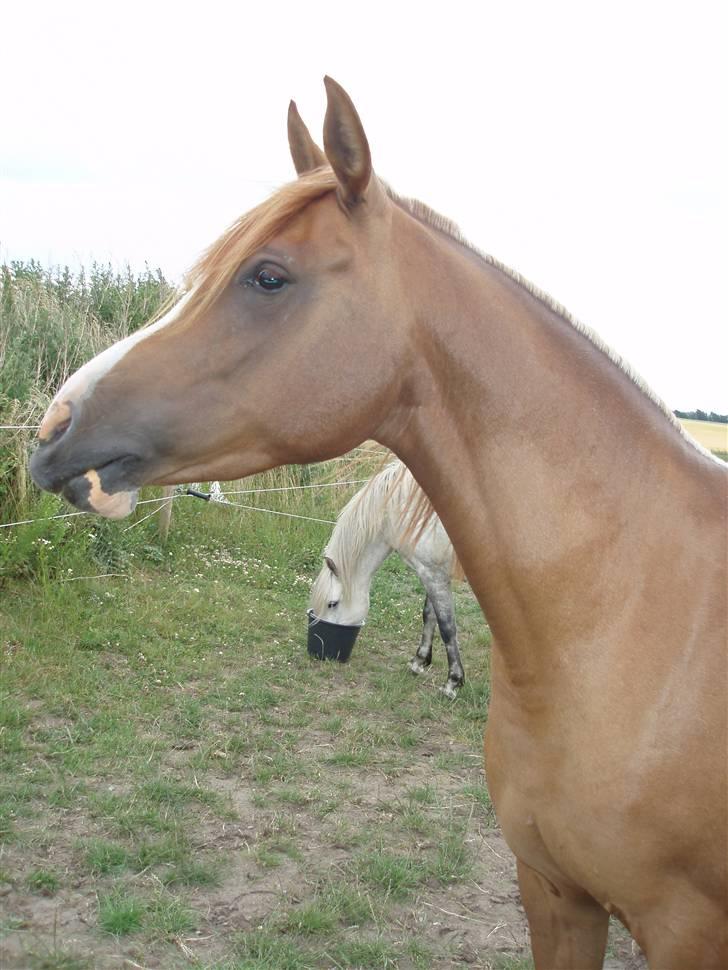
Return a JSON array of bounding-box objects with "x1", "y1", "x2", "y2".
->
[
  {"x1": 310, "y1": 462, "x2": 407, "y2": 617},
  {"x1": 388, "y1": 188, "x2": 721, "y2": 466},
  {"x1": 310, "y1": 461, "x2": 460, "y2": 618}
]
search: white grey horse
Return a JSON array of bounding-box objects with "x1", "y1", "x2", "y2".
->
[{"x1": 309, "y1": 461, "x2": 464, "y2": 697}]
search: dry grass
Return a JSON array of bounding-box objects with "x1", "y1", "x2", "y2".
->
[{"x1": 678, "y1": 418, "x2": 728, "y2": 453}]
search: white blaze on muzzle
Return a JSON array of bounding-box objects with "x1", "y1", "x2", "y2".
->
[{"x1": 38, "y1": 290, "x2": 192, "y2": 443}]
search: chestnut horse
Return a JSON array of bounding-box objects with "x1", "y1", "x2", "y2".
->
[{"x1": 30, "y1": 78, "x2": 727, "y2": 968}]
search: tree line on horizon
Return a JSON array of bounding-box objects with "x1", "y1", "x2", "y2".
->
[{"x1": 673, "y1": 410, "x2": 727, "y2": 425}]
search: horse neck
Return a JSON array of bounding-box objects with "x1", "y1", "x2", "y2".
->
[
  {"x1": 341, "y1": 536, "x2": 391, "y2": 621},
  {"x1": 379, "y1": 212, "x2": 724, "y2": 684}
]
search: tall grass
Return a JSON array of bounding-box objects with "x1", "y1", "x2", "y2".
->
[
  {"x1": 1, "y1": 262, "x2": 172, "y2": 503},
  {"x1": 0, "y1": 261, "x2": 384, "y2": 582},
  {"x1": 0, "y1": 262, "x2": 175, "y2": 579}
]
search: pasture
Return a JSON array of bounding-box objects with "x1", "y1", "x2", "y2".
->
[
  {"x1": 0, "y1": 479, "x2": 643, "y2": 969},
  {"x1": 2, "y1": 262, "x2": 700, "y2": 968},
  {"x1": 677, "y1": 418, "x2": 728, "y2": 455}
]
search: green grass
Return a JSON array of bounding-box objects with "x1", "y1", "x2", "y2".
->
[
  {"x1": 255, "y1": 839, "x2": 303, "y2": 869},
  {"x1": 397, "y1": 804, "x2": 432, "y2": 835},
  {"x1": 162, "y1": 856, "x2": 222, "y2": 888},
  {"x1": 231, "y1": 929, "x2": 311, "y2": 969},
  {"x1": 1, "y1": 543, "x2": 517, "y2": 963},
  {"x1": 81, "y1": 838, "x2": 129, "y2": 874},
  {"x1": 462, "y1": 779, "x2": 498, "y2": 823},
  {"x1": 96, "y1": 887, "x2": 196, "y2": 937},
  {"x1": 431, "y1": 825, "x2": 474, "y2": 882},
  {"x1": 26, "y1": 868, "x2": 61, "y2": 895},
  {"x1": 326, "y1": 749, "x2": 377, "y2": 768},
  {"x1": 327, "y1": 937, "x2": 401, "y2": 968},
  {"x1": 279, "y1": 901, "x2": 339, "y2": 936},
  {"x1": 407, "y1": 783, "x2": 437, "y2": 805},
  {"x1": 23, "y1": 951, "x2": 93, "y2": 970},
  {"x1": 354, "y1": 847, "x2": 425, "y2": 900},
  {"x1": 0, "y1": 263, "x2": 525, "y2": 966},
  {"x1": 97, "y1": 889, "x2": 146, "y2": 935},
  {"x1": 145, "y1": 893, "x2": 196, "y2": 935},
  {"x1": 0, "y1": 522, "x2": 500, "y2": 966}
]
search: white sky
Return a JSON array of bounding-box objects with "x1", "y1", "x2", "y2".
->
[{"x1": 2, "y1": 0, "x2": 726, "y2": 412}]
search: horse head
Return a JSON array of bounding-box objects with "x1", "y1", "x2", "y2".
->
[{"x1": 30, "y1": 78, "x2": 412, "y2": 517}]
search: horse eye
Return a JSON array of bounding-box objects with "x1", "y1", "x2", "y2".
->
[
  {"x1": 254, "y1": 268, "x2": 287, "y2": 292},
  {"x1": 328, "y1": 600, "x2": 339, "y2": 609}
]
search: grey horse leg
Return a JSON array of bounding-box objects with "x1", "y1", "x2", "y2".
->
[
  {"x1": 408, "y1": 595, "x2": 437, "y2": 675},
  {"x1": 408, "y1": 582, "x2": 465, "y2": 699},
  {"x1": 432, "y1": 596, "x2": 465, "y2": 699},
  {"x1": 421, "y1": 577, "x2": 464, "y2": 698}
]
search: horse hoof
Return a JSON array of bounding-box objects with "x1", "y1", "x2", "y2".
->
[
  {"x1": 408, "y1": 658, "x2": 428, "y2": 675},
  {"x1": 439, "y1": 683, "x2": 458, "y2": 700}
]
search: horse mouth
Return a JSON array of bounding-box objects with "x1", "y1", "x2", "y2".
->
[
  {"x1": 62, "y1": 468, "x2": 139, "y2": 519},
  {"x1": 30, "y1": 451, "x2": 142, "y2": 519}
]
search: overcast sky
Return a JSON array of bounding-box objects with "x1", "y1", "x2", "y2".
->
[{"x1": 2, "y1": 0, "x2": 726, "y2": 411}]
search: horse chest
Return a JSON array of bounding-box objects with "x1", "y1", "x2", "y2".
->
[{"x1": 484, "y1": 681, "x2": 623, "y2": 893}]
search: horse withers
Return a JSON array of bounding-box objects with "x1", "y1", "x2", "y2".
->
[{"x1": 31, "y1": 78, "x2": 727, "y2": 969}]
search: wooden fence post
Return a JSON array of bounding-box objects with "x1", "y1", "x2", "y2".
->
[{"x1": 158, "y1": 486, "x2": 175, "y2": 542}]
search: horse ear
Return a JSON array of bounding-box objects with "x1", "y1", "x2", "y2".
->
[
  {"x1": 288, "y1": 100, "x2": 327, "y2": 175},
  {"x1": 323, "y1": 76, "x2": 372, "y2": 206},
  {"x1": 325, "y1": 556, "x2": 339, "y2": 577}
]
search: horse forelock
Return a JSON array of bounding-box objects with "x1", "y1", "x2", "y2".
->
[{"x1": 309, "y1": 562, "x2": 339, "y2": 619}]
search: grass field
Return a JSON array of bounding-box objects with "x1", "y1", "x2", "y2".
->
[
  {"x1": 0, "y1": 481, "x2": 504, "y2": 969},
  {"x1": 0, "y1": 465, "x2": 642, "y2": 970},
  {"x1": 0, "y1": 262, "x2": 682, "y2": 968},
  {"x1": 677, "y1": 418, "x2": 728, "y2": 454}
]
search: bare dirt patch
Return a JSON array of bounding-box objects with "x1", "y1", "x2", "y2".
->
[
  {"x1": 1, "y1": 726, "x2": 644, "y2": 969},
  {"x1": 1, "y1": 555, "x2": 647, "y2": 968}
]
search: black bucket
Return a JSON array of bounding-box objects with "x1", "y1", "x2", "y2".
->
[{"x1": 307, "y1": 609, "x2": 362, "y2": 663}]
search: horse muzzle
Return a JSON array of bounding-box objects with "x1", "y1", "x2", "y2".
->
[
  {"x1": 306, "y1": 610, "x2": 362, "y2": 663},
  {"x1": 30, "y1": 447, "x2": 142, "y2": 519}
]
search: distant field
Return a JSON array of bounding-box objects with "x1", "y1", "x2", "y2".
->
[{"x1": 678, "y1": 418, "x2": 728, "y2": 453}]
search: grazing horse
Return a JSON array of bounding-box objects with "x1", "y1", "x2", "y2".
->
[
  {"x1": 309, "y1": 460, "x2": 465, "y2": 698},
  {"x1": 30, "y1": 78, "x2": 727, "y2": 969}
]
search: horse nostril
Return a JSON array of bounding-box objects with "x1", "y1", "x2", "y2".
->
[
  {"x1": 50, "y1": 417, "x2": 71, "y2": 442},
  {"x1": 38, "y1": 401, "x2": 73, "y2": 445}
]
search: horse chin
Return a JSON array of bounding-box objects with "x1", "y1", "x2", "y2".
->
[
  {"x1": 90, "y1": 487, "x2": 139, "y2": 520},
  {"x1": 62, "y1": 469, "x2": 139, "y2": 520}
]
